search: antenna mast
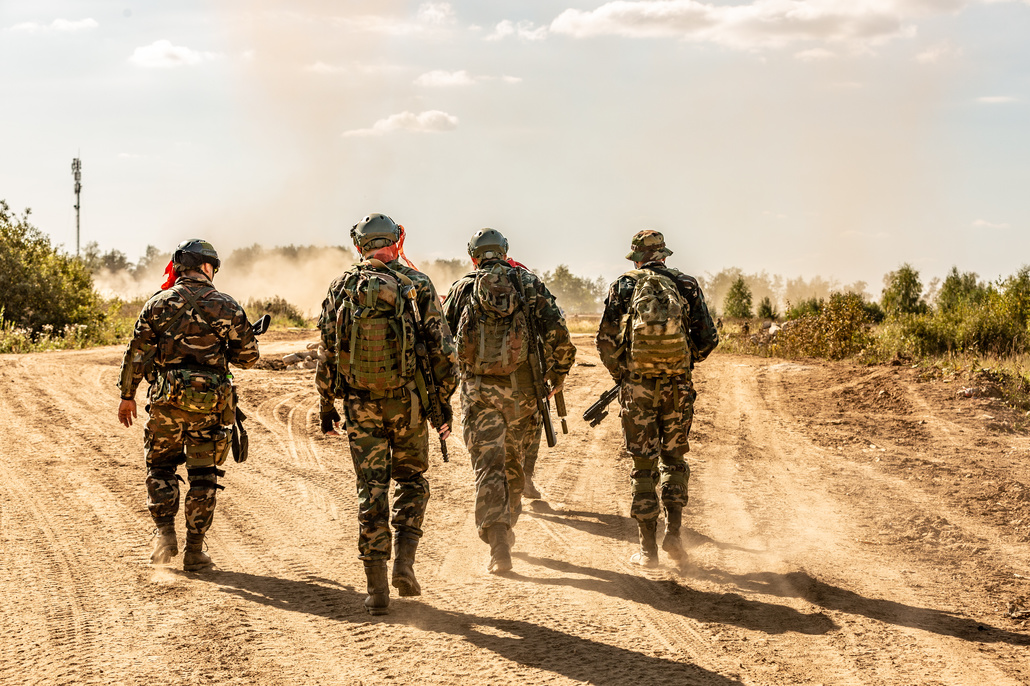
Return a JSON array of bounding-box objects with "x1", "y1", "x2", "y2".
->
[{"x1": 71, "y1": 157, "x2": 82, "y2": 255}]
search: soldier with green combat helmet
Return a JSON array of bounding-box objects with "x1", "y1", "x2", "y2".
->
[
  {"x1": 595, "y1": 230, "x2": 718, "y2": 568},
  {"x1": 117, "y1": 239, "x2": 260, "y2": 572},
  {"x1": 443, "y1": 229, "x2": 576, "y2": 574},
  {"x1": 316, "y1": 213, "x2": 457, "y2": 615}
]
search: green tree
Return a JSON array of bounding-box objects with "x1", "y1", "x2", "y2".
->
[
  {"x1": 541, "y1": 264, "x2": 606, "y2": 314},
  {"x1": 0, "y1": 200, "x2": 105, "y2": 333},
  {"x1": 757, "y1": 296, "x2": 779, "y2": 320},
  {"x1": 936, "y1": 267, "x2": 987, "y2": 313},
  {"x1": 80, "y1": 241, "x2": 131, "y2": 274},
  {"x1": 882, "y1": 264, "x2": 927, "y2": 316},
  {"x1": 724, "y1": 276, "x2": 753, "y2": 319}
]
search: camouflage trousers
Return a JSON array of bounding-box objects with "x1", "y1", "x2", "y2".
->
[
  {"x1": 459, "y1": 375, "x2": 541, "y2": 542},
  {"x1": 342, "y1": 388, "x2": 430, "y2": 561},
  {"x1": 144, "y1": 402, "x2": 232, "y2": 536},
  {"x1": 619, "y1": 373, "x2": 696, "y2": 523}
]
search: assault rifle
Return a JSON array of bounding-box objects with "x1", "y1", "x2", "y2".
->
[
  {"x1": 508, "y1": 271, "x2": 558, "y2": 448},
  {"x1": 582, "y1": 385, "x2": 620, "y2": 427},
  {"x1": 251, "y1": 314, "x2": 271, "y2": 336},
  {"x1": 230, "y1": 314, "x2": 271, "y2": 463},
  {"x1": 403, "y1": 287, "x2": 451, "y2": 462}
]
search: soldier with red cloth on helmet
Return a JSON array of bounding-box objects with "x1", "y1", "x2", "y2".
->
[
  {"x1": 117, "y1": 239, "x2": 260, "y2": 571},
  {"x1": 442, "y1": 229, "x2": 576, "y2": 574}
]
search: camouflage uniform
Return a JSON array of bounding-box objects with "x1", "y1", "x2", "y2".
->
[
  {"x1": 596, "y1": 231, "x2": 718, "y2": 563},
  {"x1": 118, "y1": 274, "x2": 260, "y2": 537},
  {"x1": 443, "y1": 258, "x2": 576, "y2": 542},
  {"x1": 316, "y1": 259, "x2": 457, "y2": 562}
]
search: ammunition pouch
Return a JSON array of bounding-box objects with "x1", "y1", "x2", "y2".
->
[
  {"x1": 185, "y1": 426, "x2": 233, "y2": 467},
  {"x1": 155, "y1": 368, "x2": 232, "y2": 414}
]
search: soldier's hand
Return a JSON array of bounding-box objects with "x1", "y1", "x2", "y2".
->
[
  {"x1": 437, "y1": 423, "x2": 451, "y2": 441},
  {"x1": 320, "y1": 408, "x2": 342, "y2": 436},
  {"x1": 547, "y1": 382, "x2": 563, "y2": 400},
  {"x1": 118, "y1": 399, "x2": 137, "y2": 427}
]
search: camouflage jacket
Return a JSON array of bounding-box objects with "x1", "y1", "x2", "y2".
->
[
  {"x1": 316, "y1": 259, "x2": 458, "y2": 412},
  {"x1": 118, "y1": 274, "x2": 260, "y2": 399},
  {"x1": 442, "y1": 258, "x2": 577, "y2": 390},
  {"x1": 596, "y1": 261, "x2": 718, "y2": 381}
]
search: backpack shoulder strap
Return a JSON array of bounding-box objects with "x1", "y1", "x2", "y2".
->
[
  {"x1": 641, "y1": 265, "x2": 690, "y2": 300},
  {"x1": 156, "y1": 283, "x2": 225, "y2": 343}
]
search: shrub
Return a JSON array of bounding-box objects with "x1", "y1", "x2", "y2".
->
[
  {"x1": 757, "y1": 296, "x2": 779, "y2": 320},
  {"x1": 246, "y1": 296, "x2": 309, "y2": 328},
  {"x1": 773, "y1": 292, "x2": 873, "y2": 360},
  {"x1": 0, "y1": 200, "x2": 107, "y2": 335},
  {"x1": 882, "y1": 263, "x2": 928, "y2": 316},
  {"x1": 784, "y1": 297, "x2": 823, "y2": 320}
]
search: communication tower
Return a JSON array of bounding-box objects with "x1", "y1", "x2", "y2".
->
[{"x1": 72, "y1": 157, "x2": 82, "y2": 255}]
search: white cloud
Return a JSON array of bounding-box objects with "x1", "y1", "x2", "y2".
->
[
  {"x1": 130, "y1": 40, "x2": 220, "y2": 68},
  {"x1": 305, "y1": 61, "x2": 345, "y2": 74},
  {"x1": 332, "y1": 2, "x2": 455, "y2": 36},
  {"x1": 977, "y1": 96, "x2": 1018, "y2": 103},
  {"x1": 915, "y1": 42, "x2": 959, "y2": 63},
  {"x1": 486, "y1": 19, "x2": 548, "y2": 41},
  {"x1": 502, "y1": 75, "x2": 523, "y2": 84},
  {"x1": 794, "y1": 48, "x2": 836, "y2": 61},
  {"x1": 972, "y1": 219, "x2": 1010, "y2": 230},
  {"x1": 343, "y1": 110, "x2": 459, "y2": 137},
  {"x1": 548, "y1": 0, "x2": 978, "y2": 50},
  {"x1": 9, "y1": 18, "x2": 98, "y2": 33},
  {"x1": 415, "y1": 69, "x2": 474, "y2": 87}
]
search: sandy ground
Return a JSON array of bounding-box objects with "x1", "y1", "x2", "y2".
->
[{"x1": 1, "y1": 333, "x2": 1028, "y2": 685}]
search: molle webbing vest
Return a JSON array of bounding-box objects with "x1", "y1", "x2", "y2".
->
[
  {"x1": 456, "y1": 262, "x2": 530, "y2": 377},
  {"x1": 336, "y1": 262, "x2": 416, "y2": 393},
  {"x1": 624, "y1": 268, "x2": 691, "y2": 377}
]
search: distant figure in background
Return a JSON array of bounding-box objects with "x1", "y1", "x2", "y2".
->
[
  {"x1": 316, "y1": 213, "x2": 457, "y2": 616},
  {"x1": 117, "y1": 239, "x2": 260, "y2": 572},
  {"x1": 596, "y1": 230, "x2": 718, "y2": 568}
]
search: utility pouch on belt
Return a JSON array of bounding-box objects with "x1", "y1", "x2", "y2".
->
[{"x1": 164, "y1": 369, "x2": 231, "y2": 413}]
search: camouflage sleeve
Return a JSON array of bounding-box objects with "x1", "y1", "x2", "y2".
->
[
  {"x1": 226, "y1": 301, "x2": 260, "y2": 370},
  {"x1": 529, "y1": 273, "x2": 576, "y2": 388},
  {"x1": 117, "y1": 307, "x2": 157, "y2": 399},
  {"x1": 595, "y1": 277, "x2": 632, "y2": 382},
  {"x1": 315, "y1": 282, "x2": 342, "y2": 413},
  {"x1": 679, "y1": 276, "x2": 719, "y2": 362},
  {"x1": 415, "y1": 277, "x2": 458, "y2": 402},
  {"x1": 441, "y1": 275, "x2": 472, "y2": 335}
]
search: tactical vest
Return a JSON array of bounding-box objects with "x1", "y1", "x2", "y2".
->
[
  {"x1": 456, "y1": 262, "x2": 529, "y2": 376},
  {"x1": 335, "y1": 262, "x2": 417, "y2": 393},
  {"x1": 624, "y1": 269, "x2": 691, "y2": 376}
]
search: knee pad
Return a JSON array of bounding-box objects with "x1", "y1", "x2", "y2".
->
[
  {"x1": 660, "y1": 469, "x2": 689, "y2": 488},
  {"x1": 631, "y1": 456, "x2": 659, "y2": 472},
  {"x1": 632, "y1": 476, "x2": 657, "y2": 494}
]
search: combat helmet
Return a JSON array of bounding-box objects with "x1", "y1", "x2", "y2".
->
[
  {"x1": 626, "y1": 230, "x2": 673, "y2": 262},
  {"x1": 351, "y1": 213, "x2": 401, "y2": 251},
  {"x1": 467, "y1": 228, "x2": 509, "y2": 261},
  {"x1": 173, "y1": 239, "x2": 220, "y2": 272}
]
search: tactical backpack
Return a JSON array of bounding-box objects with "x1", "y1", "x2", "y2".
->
[
  {"x1": 455, "y1": 262, "x2": 530, "y2": 376},
  {"x1": 624, "y1": 268, "x2": 692, "y2": 376},
  {"x1": 335, "y1": 262, "x2": 417, "y2": 393}
]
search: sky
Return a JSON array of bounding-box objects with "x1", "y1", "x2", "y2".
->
[{"x1": 2, "y1": 0, "x2": 1028, "y2": 297}]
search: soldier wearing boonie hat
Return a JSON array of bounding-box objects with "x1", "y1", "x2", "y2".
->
[{"x1": 595, "y1": 229, "x2": 719, "y2": 568}]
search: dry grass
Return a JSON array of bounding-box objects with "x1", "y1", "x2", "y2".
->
[{"x1": 565, "y1": 314, "x2": 601, "y2": 334}]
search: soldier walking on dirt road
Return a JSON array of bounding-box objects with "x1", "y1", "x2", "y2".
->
[
  {"x1": 596, "y1": 230, "x2": 718, "y2": 567},
  {"x1": 117, "y1": 239, "x2": 260, "y2": 572},
  {"x1": 443, "y1": 229, "x2": 576, "y2": 574},
  {"x1": 316, "y1": 213, "x2": 457, "y2": 616}
]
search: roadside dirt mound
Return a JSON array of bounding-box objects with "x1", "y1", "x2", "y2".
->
[{"x1": 0, "y1": 342, "x2": 1028, "y2": 685}]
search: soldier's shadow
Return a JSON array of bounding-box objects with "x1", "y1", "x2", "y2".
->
[
  {"x1": 199, "y1": 568, "x2": 743, "y2": 686},
  {"x1": 511, "y1": 553, "x2": 835, "y2": 637}
]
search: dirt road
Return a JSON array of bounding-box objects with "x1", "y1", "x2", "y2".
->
[{"x1": 1, "y1": 334, "x2": 1028, "y2": 685}]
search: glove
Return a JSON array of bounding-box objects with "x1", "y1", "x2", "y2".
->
[
  {"x1": 320, "y1": 407, "x2": 342, "y2": 434},
  {"x1": 440, "y1": 402, "x2": 453, "y2": 427}
]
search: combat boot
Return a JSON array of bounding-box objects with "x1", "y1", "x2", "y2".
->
[
  {"x1": 630, "y1": 520, "x2": 659, "y2": 568},
  {"x1": 392, "y1": 533, "x2": 421, "y2": 597},
  {"x1": 363, "y1": 560, "x2": 390, "y2": 615},
  {"x1": 522, "y1": 474, "x2": 542, "y2": 500},
  {"x1": 662, "y1": 505, "x2": 686, "y2": 563},
  {"x1": 150, "y1": 523, "x2": 178, "y2": 566},
  {"x1": 486, "y1": 524, "x2": 512, "y2": 574},
  {"x1": 183, "y1": 532, "x2": 214, "y2": 572}
]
